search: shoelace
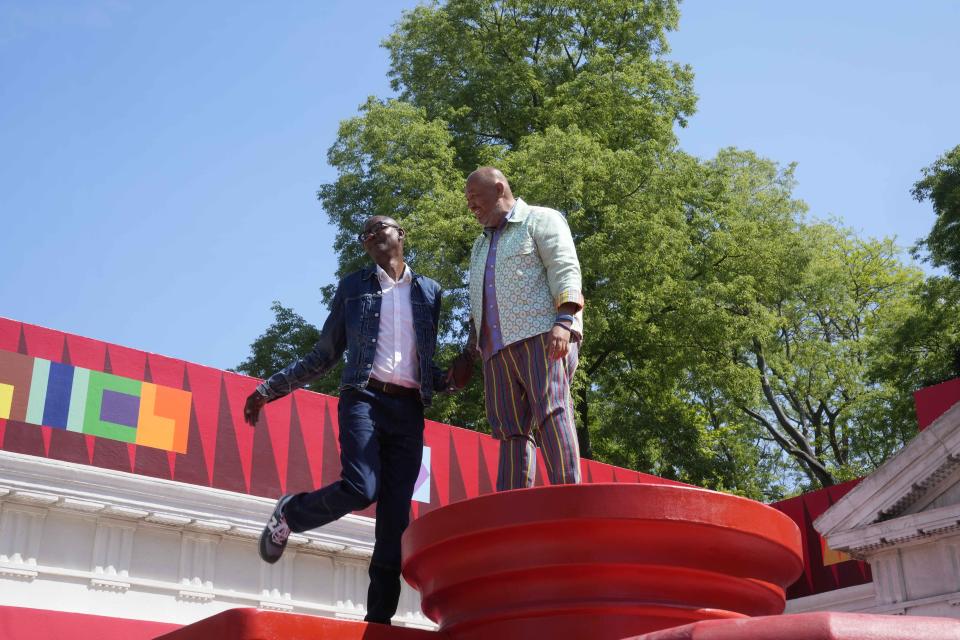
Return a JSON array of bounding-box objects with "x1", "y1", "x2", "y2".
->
[{"x1": 270, "y1": 518, "x2": 290, "y2": 545}]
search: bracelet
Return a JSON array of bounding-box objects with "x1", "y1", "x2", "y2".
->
[{"x1": 555, "y1": 313, "x2": 575, "y2": 324}]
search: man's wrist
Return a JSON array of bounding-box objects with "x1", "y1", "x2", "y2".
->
[{"x1": 554, "y1": 313, "x2": 575, "y2": 329}]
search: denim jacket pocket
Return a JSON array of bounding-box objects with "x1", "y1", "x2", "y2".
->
[
  {"x1": 345, "y1": 294, "x2": 374, "y2": 335},
  {"x1": 412, "y1": 295, "x2": 435, "y2": 340}
]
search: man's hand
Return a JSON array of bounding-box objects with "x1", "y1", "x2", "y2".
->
[
  {"x1": 547, "y1": 324, "x2": 571, "y2": 360},
  {"x1": 243, "y1": 391, "x2": 267, "y2": 426},
  {"x1": 446, "y1": 350, "x2": 476, "y2": 391}
]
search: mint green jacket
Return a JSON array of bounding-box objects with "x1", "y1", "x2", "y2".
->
[{"x1": 468, "y1": 198, "x2": 583, "y2": 349}]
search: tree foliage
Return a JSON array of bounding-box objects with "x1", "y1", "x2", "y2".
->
[
  {"x1": 385, "y1": 0, "x2": 695, "y2": 167},
  {"x1": 234, "y1": 302, "x2": 340, "y2": 396},
  {"x1": 913, "y1": 144, "x2": 960, "y2": 277},
  {"x1": 238, "y1": 0, "x2": 941, "y2": 499},
  {"x1": 711, "y1": 223, "x2": 922, "y2": 489},
  {"x1": 868, "y1": 276, "x2": 960, "y2": 435}
]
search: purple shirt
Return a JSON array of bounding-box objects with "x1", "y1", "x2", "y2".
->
[{"x1": 479, "y1": 206, "x2": 515, "y2": 361}]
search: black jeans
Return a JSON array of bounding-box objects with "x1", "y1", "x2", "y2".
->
[{"x1": 283, "y1": 386, "x2": 424, "y2": 624}]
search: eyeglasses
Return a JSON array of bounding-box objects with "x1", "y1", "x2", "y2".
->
[{"x1": 358, "y1": 221, "x2": 400, "y2": 243}]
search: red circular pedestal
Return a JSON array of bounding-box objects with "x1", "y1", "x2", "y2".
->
[{"x1": 402, "y1": 483, "x2": 803, "y2": 640}]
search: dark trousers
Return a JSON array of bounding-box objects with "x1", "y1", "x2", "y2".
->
[{"x1": 282, "y1": 386, "x2": 425, "y2": 624}]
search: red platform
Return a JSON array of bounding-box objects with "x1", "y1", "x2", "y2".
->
[
  {"x1": 155, "y1": 608, "x2": 443, "y2": 640},
  {"x1": 401, "y1": 483, "x2": 804, "y2": 640},
  {"x1": 631, "y1": 611, "x2": 960, "y2": 639},
  {"x1": 159, "y1": 484, "x2": 960, "y2": 640}
]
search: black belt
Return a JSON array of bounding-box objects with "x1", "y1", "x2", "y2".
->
[{"x1": 366, "y1": 377, "x2": 421, "y2": 400}]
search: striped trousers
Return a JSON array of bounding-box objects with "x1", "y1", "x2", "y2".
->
[{"x1": 482, "y1": 332, "x2": 582, "y2": 491}]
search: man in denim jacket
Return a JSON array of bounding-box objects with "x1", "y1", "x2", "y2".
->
[
  {"x1": 242, "y1": 215, "x2": 449, "y2": 625},
  {"x1": 453, "y1": 166, "x2": 583, "y2": 490}
]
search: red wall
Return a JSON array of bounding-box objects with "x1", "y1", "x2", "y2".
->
[
  {"x1": 0, "y1": 317, "x2": 676, "y2": 522},
  {"x1": 914, "y1": 376, "x2": 960, "y2": 431},
  {"x1": 11, "y1": 315, "x2": 942, "y2": 599},
  {"x1": 771, "y1": 479, "x2": 872, "y2": 598}
]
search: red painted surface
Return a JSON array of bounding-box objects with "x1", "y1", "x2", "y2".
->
[
  {"x1": 914, "y1": 376, "x2": 960, "y2": 431},
  {"x1": 0, "y1": 605, "x2": 180, "y2": 640},
  {"x1": 0, "y1": 317, "x2": 678, "y2": 521},
  {"x1": 771, "y1": 479, "x2": 871, "y2": 598},
  {"x1": 630, "y1": 611, "x2": 960, "y2": 639},
  {"x1": 153, "y1": 608, "x2": 444, "y2": 640},
  {"x1": 401, "y1": 483, "x2": 803, "y2": 640}
]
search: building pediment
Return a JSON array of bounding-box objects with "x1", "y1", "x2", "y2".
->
[{"x1": 815, "y1": 401, "x2": 960, "y2": 556}]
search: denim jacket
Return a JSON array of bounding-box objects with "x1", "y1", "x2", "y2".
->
[{"x1": 257, "y1": 264, "x2": 448, "y2": 406}]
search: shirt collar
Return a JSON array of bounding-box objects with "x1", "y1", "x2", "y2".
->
[
  {"x1": 375, "y1": 263, "x2": 411, "y2": 285},
  {"x1": 485, "y1": 200, "x2": 519, "y2": 234}
]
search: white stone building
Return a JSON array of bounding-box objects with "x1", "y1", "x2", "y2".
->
[
  {"x1": 789, "y1": 399, "x2": 960, "y2": 618},
  {"x1": 0, "y1": 448, "x2": 433, "y2": 631}
]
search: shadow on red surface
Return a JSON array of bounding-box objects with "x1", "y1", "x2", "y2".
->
[
  {"x1": 0, "y1": 605, "x2": 180, "y2": 640},
  {"x1": 154, "y1": 608, "x2": 441, "y2": 640}
]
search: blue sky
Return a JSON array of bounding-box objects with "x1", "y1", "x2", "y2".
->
[{"x1": 2, "y1": 1, "x2": 958, "y2": 371}]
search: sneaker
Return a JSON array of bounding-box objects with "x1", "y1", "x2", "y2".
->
[{"x1": 259, "y1": 494, "x2": 294, "y2": 563}]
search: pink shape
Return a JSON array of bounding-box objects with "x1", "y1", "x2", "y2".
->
[
  {"x1": 414, "y1": 461, "x2": 429, "y2": 493},
  {"x1": 65, "y1": 334, "x2": 107, "y2": 370},
  {"x1": 222, "y1": 373, "x2": 259, "y2": 493},
  {"x1": 185, "y1": 364, "x2": 222, "y2": 485}
]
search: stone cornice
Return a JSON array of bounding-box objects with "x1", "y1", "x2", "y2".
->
[
  {"x1": 815, "y1": 401, "x2": 960, "y2": 538},
  {"x1": 827, "y1": 503, "x2": 960, "y2": 558},
  {"x1": 0, "y1": 449, "x2": 375, "y2": 558}
]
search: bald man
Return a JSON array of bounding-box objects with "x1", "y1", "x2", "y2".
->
[{"x1": 457, "y1": 167, "x2": 583, "y2": 490}]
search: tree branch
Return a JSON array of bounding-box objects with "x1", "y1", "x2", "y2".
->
[
  {"x1": 738, "y1": 405, "x2": 819, "y2": 486},
  {"x1": 752, "y1": 339, "x2": 834, "y2": 485}
]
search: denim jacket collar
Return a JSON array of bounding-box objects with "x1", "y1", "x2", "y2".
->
[{"x1": 360, "y1": 264, "x2": 378, "y2": 281}]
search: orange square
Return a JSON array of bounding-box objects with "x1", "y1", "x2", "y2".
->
[{"x1": 136, "y1": 383, "x2": 191, "y2": 453}]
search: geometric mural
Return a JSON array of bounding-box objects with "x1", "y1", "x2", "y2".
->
[{"x1": 0, "y1": 349, "x2": 191, "y2": 453}]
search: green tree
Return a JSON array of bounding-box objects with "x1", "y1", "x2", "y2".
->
[
  {"x1": 234, "y1": 302, "x2": 340, "y2": 396},
  {"x1": 713, "y1": 224, "x2": 923, "y2": 490},
  {"x1": 385, "y1": 0, "x2": 695, "y2": 168},
  {"x1": 238, "y1": 0, "x2": 929, "y2": 498},
  {"x1": 868, "y1": 276, "x2": 960, "y2": 435},
  {"x1": 318, "y1": 0, "x2": 709, "y2": 479},
  {"x1": 913, "y1": 144, "x2": 960, "y2": 277}
]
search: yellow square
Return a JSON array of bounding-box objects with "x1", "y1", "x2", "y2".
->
[{"x1": 0, "y1": 383, "x2": 13, "y2": 420}]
